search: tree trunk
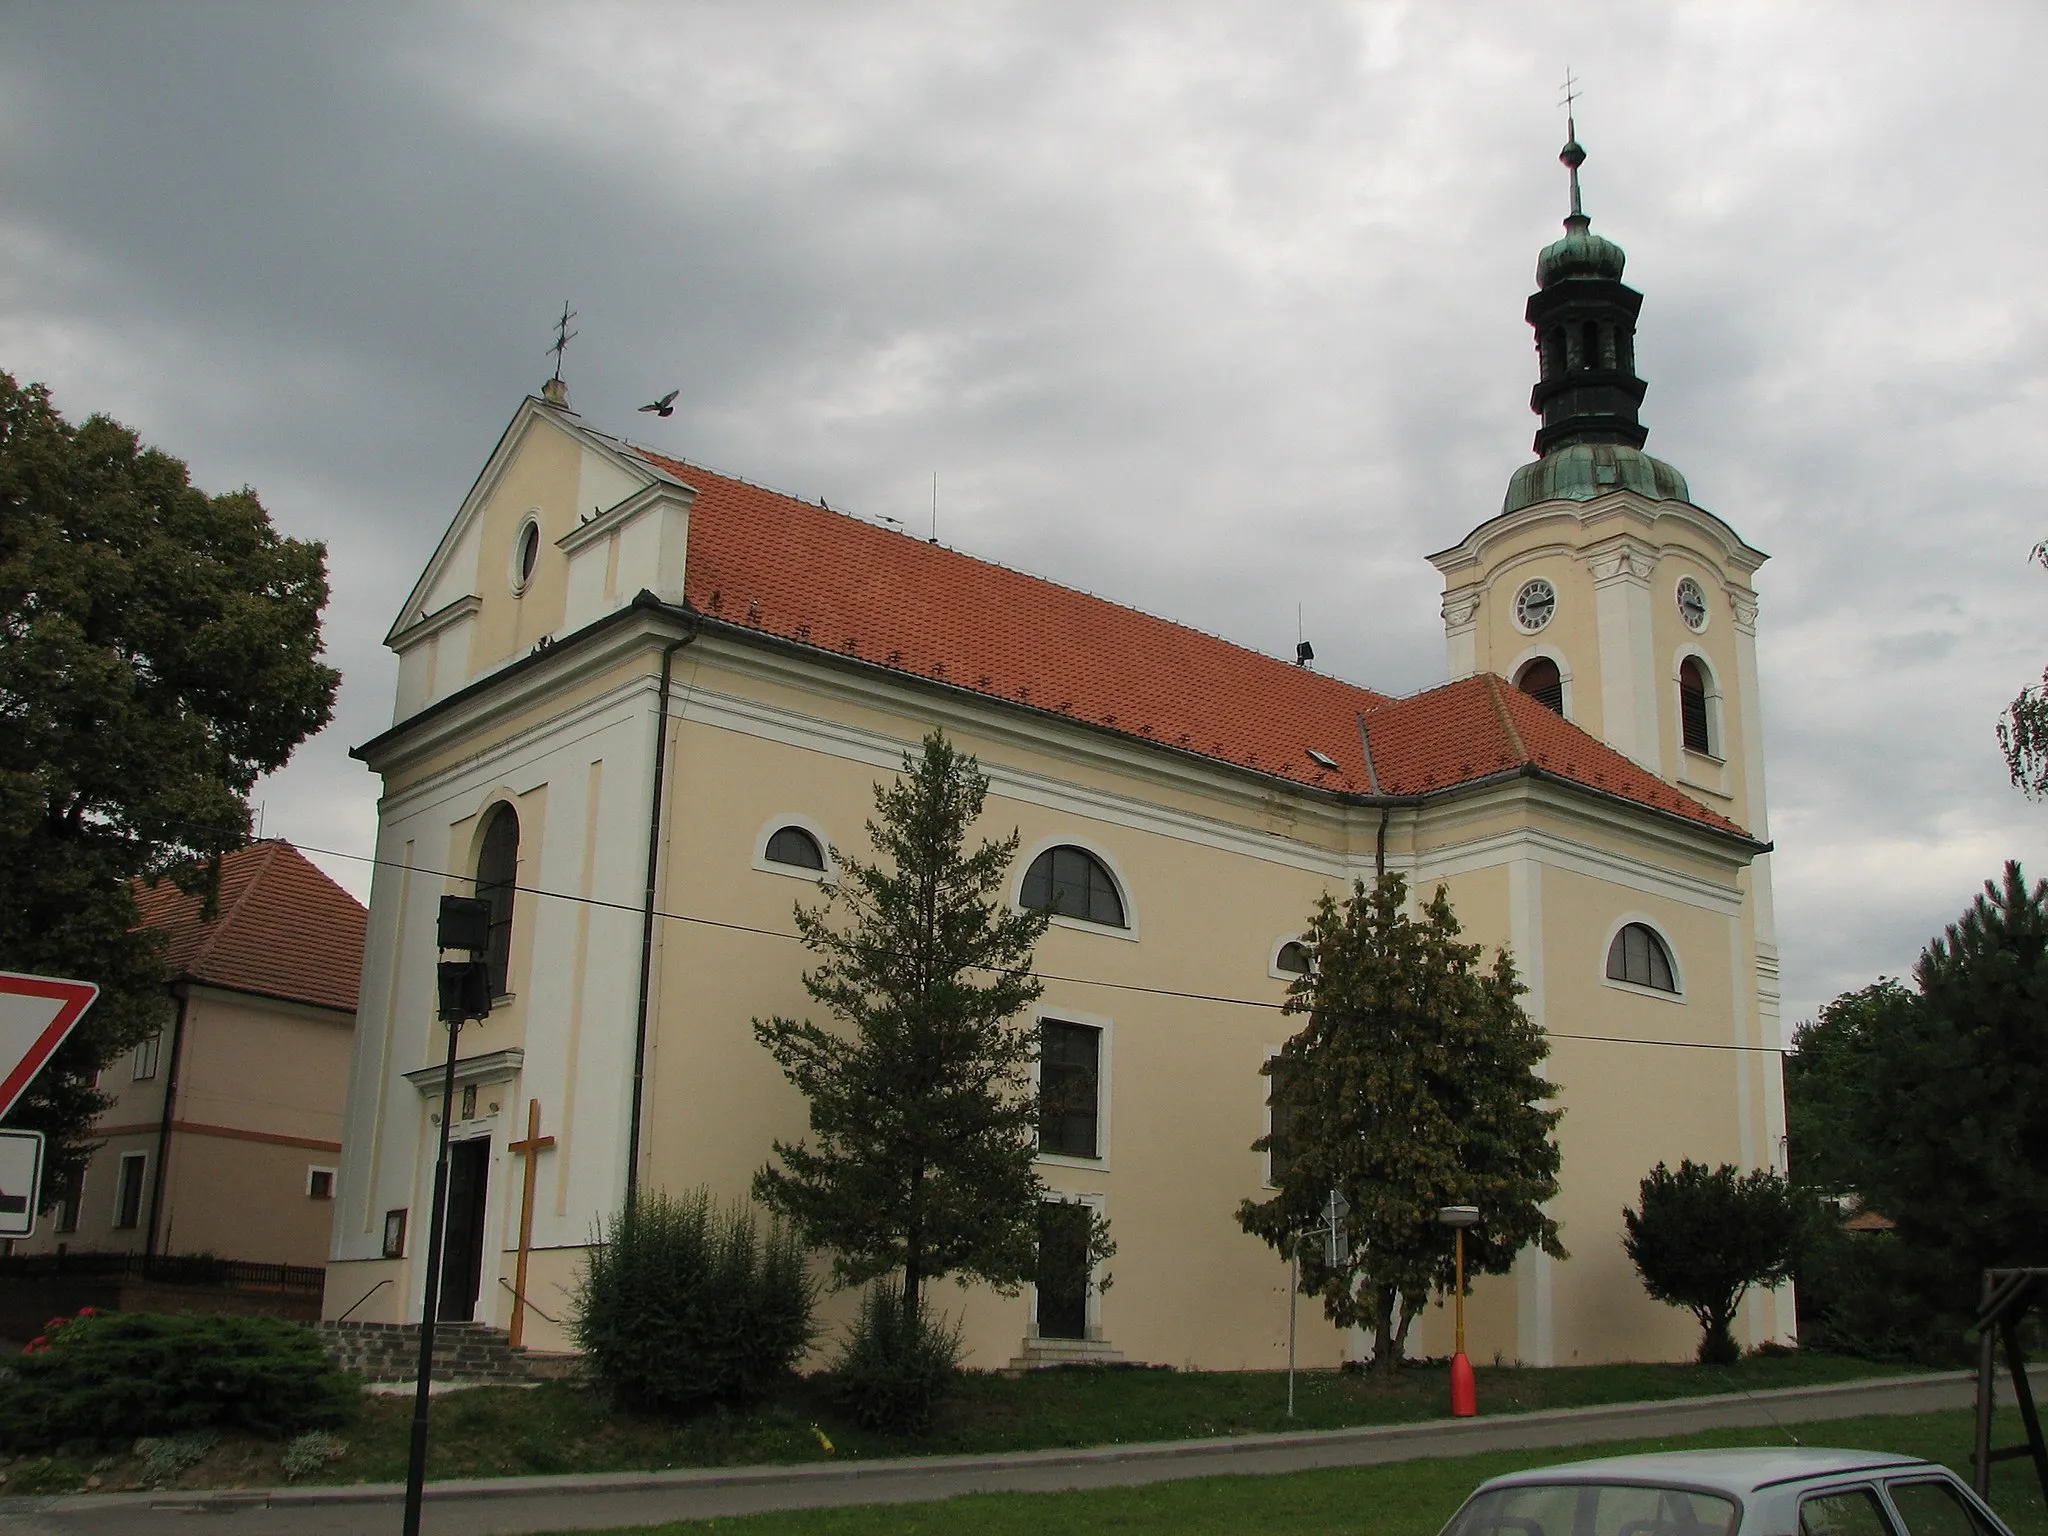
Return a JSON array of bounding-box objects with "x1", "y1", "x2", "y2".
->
[
  {"x1": 904, "y1": 1167, "x2": 925, "y2": 1326},
  {"x1": 1373, "y1": 1284, "x2": 1400, "y2": 1377}
]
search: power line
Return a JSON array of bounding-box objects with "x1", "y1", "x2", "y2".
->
[{"x1": 286, "y1": 839, "x2": 1788, "y2": 1055}]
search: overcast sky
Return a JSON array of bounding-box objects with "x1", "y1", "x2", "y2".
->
[{"x1": 3, "y1": 1, "x2": 2043, "y2": 1034}]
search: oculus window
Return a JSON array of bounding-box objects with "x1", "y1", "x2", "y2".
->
[
  {"x1": 476, "y1": 804, "x2": 519, "y2": 998},
  {"x1": 764, "y1": 825, "x2": 826, "y2": 871},
  {"x1": 1606, "y1": 923, "x2": 1677, "y2": 993},
  {"x1": 512, "y1": 518, "x2": 540, "y2": 594},
  {"x1": 1022, "y1": 845, "x2": 1125, "y2": 928},
  {"x1": 1039, "y1": 1020, "x2": 1102, "y2": 1159},
  {"x1": 1515, "y1": 656, "x2": 1565, "y2": 715}
]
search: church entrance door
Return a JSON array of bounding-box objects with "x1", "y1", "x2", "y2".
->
[
  {"x1": 1035, "y1": 1200, "x2": 1091, "y2": 1340},
  {"x1": 437, "y1": 1138, "x2": 491, "y2": 1322}
]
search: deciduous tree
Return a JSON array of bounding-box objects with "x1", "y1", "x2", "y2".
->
[
  {"x1": 0, "y1": 373, "x2": 337, "y2": 1181},
  {"x1": 1238, "y1": 873, "x2": 1564, "y2": 1374},
  {"x1": 1998, "y1": 542, "x2": 2048, "y2": 798}
]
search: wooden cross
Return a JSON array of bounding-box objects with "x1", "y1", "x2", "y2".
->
[{"x1": 507, "y1": 1099, "x2": 556, "y2": 1349}]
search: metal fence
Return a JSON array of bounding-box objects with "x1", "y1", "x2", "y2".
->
[{"x1": 0, "y1": 1251, "x2": 324, "y2": 1293}]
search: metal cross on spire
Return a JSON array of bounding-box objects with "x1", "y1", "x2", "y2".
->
[
  {"x1": 547, "y1": 301, "x2": 579, "y2": 384},
  {"x1": 1557, "y1": 68, "x2": 1589, "y2": 231}
]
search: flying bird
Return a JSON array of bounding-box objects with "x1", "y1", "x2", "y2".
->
[{"x1": 638, "y1": 390, "x2": 679, "y2": 417}]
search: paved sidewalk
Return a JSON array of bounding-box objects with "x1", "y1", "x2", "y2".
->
[{"x1": 0, "y1": 1368, "x2": 2014, "y2": 1536}]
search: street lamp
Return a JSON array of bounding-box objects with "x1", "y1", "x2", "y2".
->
[{"x1": 1437, "y1": 1205, "x2": 1479, "y2": 1419}]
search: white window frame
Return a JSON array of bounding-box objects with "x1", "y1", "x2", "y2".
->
[
  {"x1": 1508, "y1": 643, "x2": 1575, "y2": 720},
  {"x1": 1598, "y1": 913, "x2": 1687, "y2": 1002},
  {"x1": 306, "y1": 1165, "x2": 338, "y2": 1200},
  {"x1": 1029, "y1": 1189, "x2": 1108, "y2": 1342},
  {"x1": 1269, "y1": 934, "x2": 1314, "y2": 982},
  {"x1": 132, "y1": 1031, "x2": 162, "y2": 1081},
  {"x1": 1261, "y1": 1044, "x2": 1291, "y2": 1189},
  {"x1": 1672, "y1": 643, "x2": 1727, "y2": 764},
  {"x1": 509, "y1": 511, "x2": 542, "y2": 597},
  {"x1": 1011, "y1": 835, "x2": 1140, "y2": 942},
  {"x1": 111, "y1": 1150, "x2": 148, "y2": 1230},
  {"x1": 1033, "y1": 1009, "x2": 1112, "y2": 1169},
  {"x1": 751, "y1": 814, "x2": 836, "y2": 884}
]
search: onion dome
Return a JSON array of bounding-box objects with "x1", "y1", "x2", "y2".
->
[{"x1": 1503, "y1": 442, "x2": 1690, "y2": 515}]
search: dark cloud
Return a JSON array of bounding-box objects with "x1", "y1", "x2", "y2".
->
[{"x1": 3, "y1": 1, "x2": 2043, "y2": 1033}]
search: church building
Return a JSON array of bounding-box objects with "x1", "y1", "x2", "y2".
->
[{"x1": 324, "y1": 131, "x2": 1788, "y2": 1370}]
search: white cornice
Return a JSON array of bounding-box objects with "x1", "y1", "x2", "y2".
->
[
  {"x1": 405, "y1": 1048, "x2": 525, "y2": 1095},
  {"x1": 558, "y1": 481, "x2": 695, "y2": 556},
  {"x1": 388, "y1": 593, "x2": 480, "y2": 655},
  {"x1": 1428, "y1": 493, "x2": 1767, "y2": 580}
]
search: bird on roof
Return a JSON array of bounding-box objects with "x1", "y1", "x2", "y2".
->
[{"x1": 638, "y1": 389, "x2": 679, "y2": 417}]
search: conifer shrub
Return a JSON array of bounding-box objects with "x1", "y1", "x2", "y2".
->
[
  {"x1": 573, "y1": 1187, "x2": 817, "y2": 1414},
  {"x1": 0, "y1": 1311, "x2": 355, "y2": 1450},
  {"x1": 830, "y1": 1281, "x2": 963, "y2": 1433}
]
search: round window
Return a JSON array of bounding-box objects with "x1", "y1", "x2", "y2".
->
[
  {"x1": 1513, "y1": 578, "x2": 1556, "y2": 633},
  {"x1": 512, "y1": 519, "x2": 540, "y2": 594},
  {"x1": 1676, "y1": 575, "x2": 1709, "y2": 633}
]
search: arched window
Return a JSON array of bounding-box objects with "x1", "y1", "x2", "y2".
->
[
  {"x1": 1515, "y1": 656, "x2": 1564, "y2": 715},
  {"x1": 1607, "y1": 923, "x2": 1677, "y2": 993},
  {"x1": 1022, "y1": 846, "x2": 1125, "y2": 928},
  {"x1": 1582, "y1": 320, "x2": 1603, "y2": 370},
  {"x1": 764, "y1": 825, "x2": 826, "y2": 871},
  {"x1": 1274, "y1": 941, "x2": 1313, "y2": 976},
  {"x1": 475, "y1": 804, "x2": 519, "y2": 998},
  {"x1": 1542, "y1": 328, "x2": 1565, "y2": 380},
  {"x1": 1679, "y1": 657, "x2": 1712, "y2": 754}
]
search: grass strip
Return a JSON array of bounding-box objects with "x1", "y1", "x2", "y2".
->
[{"x1": 535, "y1": 1408, "x2": 2048, "y2": 1536}]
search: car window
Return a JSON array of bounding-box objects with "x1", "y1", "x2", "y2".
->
[
  {"x1": 1887, "y1": 1480, "x2": 1998, "y2": 1536},
  {"x1": 1449, "y1": 1484, "x2": 1738, "y2": 1536},
  {"x1": 1801, "y1": 1488, "x2": 1896, "y2": 1536}
]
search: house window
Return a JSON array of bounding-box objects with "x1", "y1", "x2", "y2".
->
[
  {"x1": 112, "y1": 1152, "x2": 147, "y2": 1230},
  {"x1": 1680, "y1": 657, "x2": 1713, "y2": 755},
  {"x1": 1022, "y1": 846, "x2": 1125, "y2": 928},
  {"x1": 53, "y1": 1172, "x2": 80, "y2": 1234},
  {"x1": 1515, "y1": 656, "x2": 1564, "y2": 715},
  {"x1": 765, "y1": 825, "x2": 826, "y2": 871},
  {"x1": 476, "y1": 803, "x2": 519, "y2": 998},
  {"x1": 132, "y1": 1031, "x2": 162, "y2": 1081},
  {"x1": 1607, "y1": 923, "x2": 1678, "y2": 993},
  {"x1": 1265, "y1": 1057, "x2": 1300, "y2": 1186},
  {"x1": 307, "y1": 1167, "x2": 336, "y2": 1200},
  {"x1": 1039, "y1": 1020, "x2": 1102, "y2": 1159},
  {"x1": 1275, "y1": 940, "x2": 1313, "y2": 976},
  {"x1": 383, "y1": 1208, "x2": 408, "y2": 1259}
]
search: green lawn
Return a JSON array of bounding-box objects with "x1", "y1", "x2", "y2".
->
[
  {"x1": 540, "y1": 1408, "x2": 2048, "y2": 1536},
  {"x1": 0, "y1": 1352, "x2": 1928, "y2": 1495}
]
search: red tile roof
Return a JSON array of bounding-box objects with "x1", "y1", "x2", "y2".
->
[
  {"x1": 132, "y1": 841, "x2": 367, "y2": 1014},
  {"x1": 633, "y1": 449, "x2": 1750, "y2": 840}
]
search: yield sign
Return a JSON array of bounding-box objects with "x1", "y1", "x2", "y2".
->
[{"x1": 0, "y1": 971, "x2": 99, "y2": 1121}]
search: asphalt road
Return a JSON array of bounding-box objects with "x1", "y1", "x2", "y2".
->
[{"x1": 0, "y1": 1369, "x2": 2012, "y2": 1536}]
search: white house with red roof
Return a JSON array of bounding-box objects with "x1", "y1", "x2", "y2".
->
[
  {"x1": 327, "y1": 134, "x2": 1788, "y2": 1369},
  {"x1": 16, "y1": 840, "x2": 365, "y2": 1269}
]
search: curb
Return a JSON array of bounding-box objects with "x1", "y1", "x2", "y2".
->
[{"x1": 8, "y1": 1367, "x2": 2007, "y2": 1518}]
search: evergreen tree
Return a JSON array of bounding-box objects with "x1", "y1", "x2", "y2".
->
[
  {"x1": 0, "y1": 373, "x2": 337, "y2": 1182},
  {"x1": 1238, "y1": 873, "x2": 1564, "y2": 1374},
  {"x1": 754, "y1": 730, "x2": 1109, "y2": 1322},
  {"x1": 1852, "y1": 861, "x2": 2048, "y2": 1273},
  {"x1": 1623, "y1": 1159, "x2": 1806, "y2": 1364}
]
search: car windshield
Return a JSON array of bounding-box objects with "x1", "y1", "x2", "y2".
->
[{"x1": 1447, "y1": 1482, "x2": 1741, "y2": 1536}]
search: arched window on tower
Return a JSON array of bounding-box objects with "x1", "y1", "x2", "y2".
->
[
  {"x1": 476, "y1": 804, "x2": 519, "y2": 998},
  {"x1": 1582, "y1": 320, "x2": 1603, "y2": 370},
  {"x1": 1515, "y1": 656, "x2": 1564, "y2": 716},
  {"x1": 1679, "y1": 657, "x2": 1713, "y2": 755}
]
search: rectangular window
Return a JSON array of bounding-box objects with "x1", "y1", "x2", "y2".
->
[
  {"x1": 307, "y1": 1167, "x2": 336, "y2": 1200},
  {"x1": 1266, "y1": 1057, "x2": 1299, "y2": 1186},
  {"x1": 112, "y1": 1152, "x2": 147, "y2": 1230},
  {"x1": 53, "y1": 1172, "x2": 80, "y2": 1234},
  {"x1": 132, "y1": 1031, "x2": 162, "y2": 1081},
  {"x1": 383, "y1": 1208, "x2": 408, "y2": 1259},
  {"x1": 1038, "y1": 1021, "x2": 1101, "y2": 1159}
]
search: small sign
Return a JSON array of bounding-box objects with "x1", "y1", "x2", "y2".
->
[
  {"x1": 1323, "y1": 1189, "x2": 1350, "y2": 1267},
  {"x1": 0, "y1": 971, "x2": 100, "y2": 1120},
  {"x1": 0, "y1": 1129, "x2": 45, "y2": 1239}
]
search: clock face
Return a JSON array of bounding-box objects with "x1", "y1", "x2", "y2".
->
[
  {"x1": 1677, "y1": 576, "x2": 1709, "y2": 633},
  {"x1": 1514, "y1": 578, "x2": 1556, "y2": 633}
]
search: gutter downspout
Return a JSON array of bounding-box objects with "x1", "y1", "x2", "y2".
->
[
  {"x1": 144, "y1": 984, "x2": 190, "y2": 1257},
  {"x1": 626, "y1": 626, "x2": 694, "y2": 1207}
]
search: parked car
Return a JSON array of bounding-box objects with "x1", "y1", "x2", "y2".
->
[{"x1": 1440, "y1": 1449, "x2": 2011, "y2": 1536}]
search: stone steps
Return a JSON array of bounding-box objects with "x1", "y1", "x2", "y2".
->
[
  {"x1": 317, "y1": 1319, "x2": 556, "y2": 1385},
  {"x1": 1007, "y1": 1335, "x2": 1125, "y2": 1370}
]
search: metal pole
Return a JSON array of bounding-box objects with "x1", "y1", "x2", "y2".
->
[
  {"x1": 1287, "y1": 1240, "x2": 1298, "y2": 1418},
  {"x1": 402, "y1": 1014, "x2": 461, "y2": 1536},
  {"x1": 1455, "y1": 1228, "x2": 1466, "y2": 1356}
]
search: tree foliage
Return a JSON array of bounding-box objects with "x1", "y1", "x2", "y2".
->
[
  {"x1": 1783, "y1": 978, "x2": 1916, "y2": 1196},
  {"x1": 0, "y1": 373, "x2": 337, "y2": 1179},
  {"x1": 1623, "y1": 1159, "x2": 1806, "y2": 1364},
  {"x1": 1238, "y1": 873, "x2": 1564, "y2": 1374},
  {"x1": 753, "y1": 730, "x2": 1109, "y2": 1324},
  {"x1": 1998, "y1": 541, "x2": 2048, "y2": 798}
]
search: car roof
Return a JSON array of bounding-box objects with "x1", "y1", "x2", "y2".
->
[{"x1": 1474, "y1": 1447, "x2": 1941, "y2": 1497}]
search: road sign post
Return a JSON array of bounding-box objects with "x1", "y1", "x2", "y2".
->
[{"x1": 0, "y1": 1130, "x2": 45, "y2": 1239}]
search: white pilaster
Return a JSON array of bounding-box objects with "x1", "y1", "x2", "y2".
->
[
  {"x1": 1588, "y1": 537, "x2": 1660, "y2": 772},
  {"x1": 1509, "y1": 854, "x2": 1554, "y2": 1367},
  {"x1": 1442, "y1": 588, "x2": 1481, "y2": 680}
]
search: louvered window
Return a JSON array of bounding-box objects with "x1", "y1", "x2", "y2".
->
[
  {"x1": 1516, "y1": 656, "x2": 1564, "y2": 715},
  {"x1": 1607, "y1": 923, "x2": 1677, "y2": 993},
  {"x1": 1680, "y1": 657, "x2": 1712, "y2": 754}
]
